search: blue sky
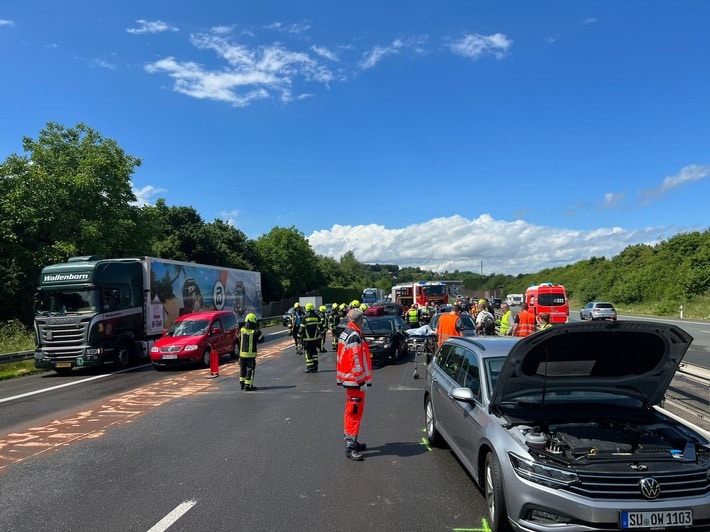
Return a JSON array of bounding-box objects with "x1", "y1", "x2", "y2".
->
[{"x1": 2, "y1": 1, "x2": 708, "y2": 275}]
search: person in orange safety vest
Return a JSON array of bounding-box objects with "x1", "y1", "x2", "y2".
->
[
  {"x1": 336, "y1": 308, "x2": 372, "y2": 461},
  {"x1": 435, "y1": 303, "x2": 464, "y2": 346},
  {"x1": 513, "y1": 302, "x2": 536, "y2": 337}
]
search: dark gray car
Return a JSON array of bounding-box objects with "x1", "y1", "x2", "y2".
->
[{"x1": 424, "y1": 321, "x2": 709, "y2": 531}]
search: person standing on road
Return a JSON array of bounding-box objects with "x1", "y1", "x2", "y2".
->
[
  {"x1": 239, "y1": 313, "x2": 265, "y2": 391},
  {"x1": 299, "y1": 303, "x2": 322, "y2": 373},
  {"x1": 406, "y1": 303, "x2": 421, "y2": 329},
  {"x1": 475, "y1": 300, "x2": 496, "y2": 336},
  {"x1": 538, "y1": 312, "x2": 553, "y2": 330},
  {"x1": 289, "y1": 303, "x2": 304, "y2": 354},
  {"x1": 436, "y1": 303, "x2": 463, "y2": 346},
  {"x1": 498, "y1": 302, "x2": 514, "y2": 336},
  {"x1": 336, "y1": 308, "x2": 372, "y2": 461},
  {"x1": 513, "y1": 303, "x2": 536, "y2": 337},
  {"x1": 328, "y1": 303, "x2": 342, "y2": 350}
]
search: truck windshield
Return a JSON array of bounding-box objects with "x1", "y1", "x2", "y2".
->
[{"x1": 35, "y1": 289, "x2": 96, "y2": 315}]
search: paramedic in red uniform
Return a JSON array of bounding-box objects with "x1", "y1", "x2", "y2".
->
[{"x1": 336, "y1": 308, "x2": 372, "y2": 461}]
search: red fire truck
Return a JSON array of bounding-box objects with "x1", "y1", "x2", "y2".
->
[{"x1": 391, "y1": 281, "x2": 449, "y2": 310}]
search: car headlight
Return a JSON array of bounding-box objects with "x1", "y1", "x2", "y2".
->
[
  {"x1": 150, "y1": 346, "x2": 160, "y2": 353},
  {"x1": 508, "y1": 452, "x2": 578, "y2": 488},
  {"x1": 184, "y1": 345, "x2": 198, "y2": 352}
]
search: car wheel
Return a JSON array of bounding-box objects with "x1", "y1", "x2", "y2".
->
[
  {"x1": 201, "y1": 348, "x2": 212, "y2": 368},
  {"x1": 230, "y1": 339, "x2": 239, "y2": 360},
  {"x1": 579, "y1": 312, "x2": 584, "y2": 320},
  {"x1": 424, "y1": 396, "x2": 444, "y2": 447},
  {"x1": 484, "y1": 452, "x2": 512, "y2": 532}
]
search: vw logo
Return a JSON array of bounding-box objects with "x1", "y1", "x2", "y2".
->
[{"x1": 640, "y1": 477, "x2": 661, "y2": 499}]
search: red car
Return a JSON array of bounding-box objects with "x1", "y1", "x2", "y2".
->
[{"x1": 150, "y1": 310, "x2": 240, "y2": 369}]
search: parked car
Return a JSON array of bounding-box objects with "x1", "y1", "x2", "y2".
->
[
  {"x1": 336, "y1": 314, "x2": 409, "y2": 364},
  {"x1": 490, "y1": 297, "x2": 502, "y2": 309},
  {"x1": 424, "y1": 321, "x2": 708, "y2": 532},
  {"x1": 282, "y1": 307, "x2": 295, "y2": 327},
  {"x1": 150, "y1": 310, "x2": 239, "y2": 369},
  {"x1": 580, "y1": 301, "x2": 617, "y2": 321},
  {"x1": 370, "y1": 300, "x2": 404, "y2": 317}
]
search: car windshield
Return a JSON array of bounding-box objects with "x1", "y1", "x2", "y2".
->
[
  {"x1": 167, "y1": 319, "x2": 210, "y2": 337},
  {"x1": 485, "y1": 356, "x2": 506, "y2": 392},
  {"x1": 362, "y1": 317, "x2": 396, "y2": 335}
]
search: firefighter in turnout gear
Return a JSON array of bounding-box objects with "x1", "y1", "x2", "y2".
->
[
  {"x1": 336, "y1": 308, "x2": 372, "y2": 461},
  {"x1": 328, "y1": 303, "x2": 342, "y2": 350},
  {"x1": 318, "y1": 305, "x2": 329, "y2": 352},
  {"x1": 239, "y1": 313, "x2": 264, "y2": 391},
  {"x1": 289, "y1": 302, "x2": 305, "y2": 354},
  {"x1": 299, "y1": 303, "x2": 322, "y2": 373}
]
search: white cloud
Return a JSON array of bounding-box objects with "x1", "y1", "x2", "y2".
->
[
  {"x1": 641, "y1": 164, "x2": 710, "y2": 205},
  {"x1": 264, "y1": 21, "x2": 312, "y2": 35},
  {"x1": 308, "y1": 214, "x2": 668, "y2": 275},
  {"x1": 131, "y1": 184, "x2": 167, "y2": 206},
  {"x1": 145, "y1": 31, "x2": 337, "y2": 106},
  {"x1": 359, "y1": 36, "x2": 427, "y2": 70},
  {"x1": 449, "y1": 33, "x2": 512, "y2": 60},
  {"x1": 126, "y1": 19, "x2": 178, "y2": 35},
  {"x1": 311, "y1": 45, "x2": 338, "y2": 62},
  {"x1": 602, "y1": 191, "x2": 625, "y2": 209},
  {"x1": 0, "y1": 19, "x2": 14, "y2": 26}
]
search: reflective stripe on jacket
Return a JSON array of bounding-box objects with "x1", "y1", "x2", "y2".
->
[
  {"x1": 336, "y1": 323, "x2": 372, "y2": 387},
  {"x1": 239, "y1": 327, "x2": 264, "y2": 358},
  {"x1": 299, "y1": 312, "x2": 321, "y2": 341},
  {"x1": 407, "y1": 308, "x2": 419, "y2": 323}
]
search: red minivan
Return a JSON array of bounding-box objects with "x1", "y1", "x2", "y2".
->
[{"x1": 150, "y1": 310, "x2": 240, "y2": 369}]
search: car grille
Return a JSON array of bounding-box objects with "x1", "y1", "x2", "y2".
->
[
  {"x1": 156, "y1": 345, "x2": 184, "y2": 353},
  {"x1": 36, "y1": 317, "x2": 90, "y2": 358},
  {"x1": 567, "y1": 469, "x2": 710, "y2": 499}
]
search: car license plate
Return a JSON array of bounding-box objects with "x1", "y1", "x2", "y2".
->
[
  {"x1": 56, "y1": 362, "x2": 72, "y2": 368},
  {"x1": 621, "y1": 509, "x2": 692, "y2": 528},
  {"x1": 162, "y1": 354, "x2": 178, "y2": 360}
]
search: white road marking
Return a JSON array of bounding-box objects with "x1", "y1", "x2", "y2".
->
[
  {"x1": 0, "y1": 364, "x2": 149, "y2": 404},
  {"x1": 147, "y1": 500, "x2": 197, "y2": 532}
]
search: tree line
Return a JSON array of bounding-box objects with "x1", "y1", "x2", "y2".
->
[{"x1": 2, "y1": 122, "x2": 708, "y2": 328}]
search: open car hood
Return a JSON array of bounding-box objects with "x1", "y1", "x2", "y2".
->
[{"x1": 489, "y1": 321, "x2": 693, "y2": 408}]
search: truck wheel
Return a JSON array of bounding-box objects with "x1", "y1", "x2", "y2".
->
[{"x1": 114, "y1": 344, "x2": 132, "y2": 370}]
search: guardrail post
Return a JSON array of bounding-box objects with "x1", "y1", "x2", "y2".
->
[{"x1": 679, "y1": 305, "x2": 684, "y2": 319}]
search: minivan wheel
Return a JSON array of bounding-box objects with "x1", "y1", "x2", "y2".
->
[
  {"x1": 201, "y1": 348, "x2": 212, "y2": 368},
  {"x1": 424, "y1": 396, "x2": 444, "y2": 447},
  {"x1": 484, "y1": 452, "x2": 512, "y2": 532}
]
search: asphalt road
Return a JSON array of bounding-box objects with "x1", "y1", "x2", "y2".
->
[{"x1": 0, "y1": 329, "x2": 491, "y2": 532}]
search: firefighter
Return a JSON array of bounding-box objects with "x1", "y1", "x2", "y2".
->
[
  {"x1": 318, "y1": 304, "x2": 329, "y2": 352},
  {"x1": 336, "y1": 308, "x2": 372, "y2": 461},
  {"x1": 289, "y1": 302, "x2": 304, "y2": 354},
  {"x1": 238, "y1": 313, "x2": 264, "y2": 391},
  {"x1": 299, "y1": 302, "x2": 322, "y2": 373},
  {"x1": 329, "y1": 303, "x2": 341, "y2": 350}
]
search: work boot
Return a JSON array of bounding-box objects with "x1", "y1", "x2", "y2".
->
[
  {"x1": 313, "y1": 362, "x2": 319, "y2": 373},
  {"x1": 345, "y1": 437, "x2": 363, "y2": 461},
  {"x1": 356, "y1": 441, "x2": 367, "y2": 451},
  {"x1": 240, "y1": 382, "x2": 245, "y2": 390},
  {"x1": 303, "y1": 367, "x2": 314, "y2": 373},
  {"x1": 244, "y1": 385, "x2": 257, "y2": 391}
]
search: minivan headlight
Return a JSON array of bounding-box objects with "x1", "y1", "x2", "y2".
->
[{"x1": 508, "y1": 452, "x2": 578, "y2": 488}]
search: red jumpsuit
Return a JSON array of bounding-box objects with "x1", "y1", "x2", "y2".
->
[{"x1": 336, "y1": 322, "x2": 372, "y2": 442}]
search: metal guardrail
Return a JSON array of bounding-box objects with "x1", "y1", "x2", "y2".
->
[{"x1": 0, "y1": 350, "x2": 34, "y2": 364}]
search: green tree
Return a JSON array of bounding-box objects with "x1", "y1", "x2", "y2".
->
[
  {"x1": 0, "y1": 122, "x2": 146, "y2": 324},
  {"x1": 256, "y1": 226, "x2": 325, "y2": 299}
]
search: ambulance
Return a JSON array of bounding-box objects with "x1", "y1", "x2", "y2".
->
[{"x1": 524, "y1": 282, "x2": 569, "y2": 324}]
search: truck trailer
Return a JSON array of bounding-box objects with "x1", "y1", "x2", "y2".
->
[{"x1": 33, "y1": 256, "x2": 262, "y2": 374}]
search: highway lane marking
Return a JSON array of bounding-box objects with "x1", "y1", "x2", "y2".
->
[{"x1": 147, "y1": 499, "x2": 197, "y2": 532}]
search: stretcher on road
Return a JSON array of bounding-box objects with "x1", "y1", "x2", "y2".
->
[{"x1": 405, "y1": 328, "x2": 438, "y2": 379}]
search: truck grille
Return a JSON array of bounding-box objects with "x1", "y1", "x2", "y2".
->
[
  {"x1": 36, "y1": 316, "x2": 90, "y2": 358},
  {"x1": 567, "y1": 469, "x2": 710, "y2": 500}
]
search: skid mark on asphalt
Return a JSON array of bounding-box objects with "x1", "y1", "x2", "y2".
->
[{"x1": 0, "y1": 338, "x2": 293, "y2": 471}]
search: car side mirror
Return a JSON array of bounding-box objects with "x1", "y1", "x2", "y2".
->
[{"x1": 451, "y1": 387, "x2": 477, "y2": 404}]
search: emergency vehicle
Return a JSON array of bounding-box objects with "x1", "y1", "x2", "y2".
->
[
  {"x1": 391, "y1": 281, "x2": 449, "y2": 310},
  {"x1": 524, "y1": 282, "x2": 569, "y2": 324}
]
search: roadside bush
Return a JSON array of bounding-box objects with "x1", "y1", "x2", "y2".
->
[{"x1": 0, "y1": 320, "x2": 35, "y2": 352}]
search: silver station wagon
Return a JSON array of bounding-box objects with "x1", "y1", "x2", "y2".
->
[{"x1": 424, "y1": 321, "x2": 710, "y2": 531}]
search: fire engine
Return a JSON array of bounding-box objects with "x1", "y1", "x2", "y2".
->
[
  {"x1": 524, "y1": 282, "x2": 569, "y2": 324},
  {"x1": 391, "y1": 281, "x2": 449, "y2": 310}
]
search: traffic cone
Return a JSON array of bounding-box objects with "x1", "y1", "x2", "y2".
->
[{"x1": 210, "y1": 347, "x2": 219, "y2": 377}]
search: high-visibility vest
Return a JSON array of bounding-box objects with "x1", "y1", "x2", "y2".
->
[
  {"x1": 436, "y1": 312, "x2": 461, "y2": 346},
  {"x1": 515, "y1": 310, "x2": 536, "y2": 337},
  {"x1": 336, "y1": 324, "x2": 372, "y2": 387},
  {"x1": 239, "y1": 327, "x2": 264, "y2": 358},
  {"x1": 407, "y1": 308, "x2": 419, "y2": 323},
  {"x1": 499, "y1": 310, "x2": 513, "y2": 335}
]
